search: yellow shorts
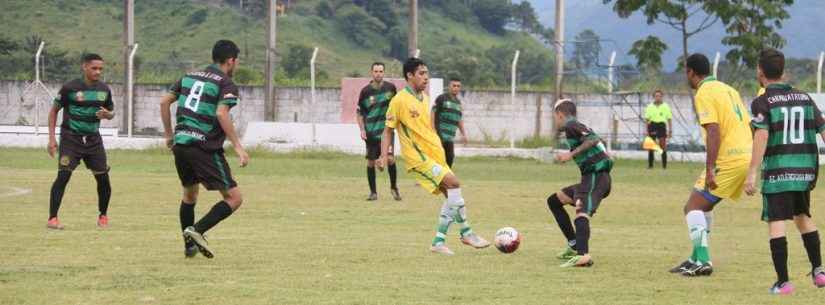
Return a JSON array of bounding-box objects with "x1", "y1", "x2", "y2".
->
[
  {"x1": 693, "y1": 164, "x2": 748, "y2": 201},
  {"x1": 409, "y1": 158, "x2": 452, "y2": 195}
]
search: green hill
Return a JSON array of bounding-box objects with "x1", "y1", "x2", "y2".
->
[{"x1": 0, "y1": 0, "x2": 554, "y2": 88}]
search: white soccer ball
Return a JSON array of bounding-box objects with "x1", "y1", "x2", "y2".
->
[{"x1": 494, "y1": 227, "x2": 522, "y2": 254}]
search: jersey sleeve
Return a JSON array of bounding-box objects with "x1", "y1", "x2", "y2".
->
[
  {"x1": 168, "y1": 78, "x2": 182, "y2": 98},
  {"x1": 432, "y1": 95, "x2": 444, "y2": 114},
  {"x1": 565, "y1": 121, "x2": 597, "y2": 142},
  {"x1": 385, "y1": 96, "x2": 400, "y2": 129},
  {"x1": 53, "y1": 86, "x2": 68, "y2": 109},
  {"x1": 664, "y1": 104, "x2": 673, "y2": 120},
  {"x1": 103, "y1": 88, "x2": 114, "y2": 111},
  {"x1": 357, "y1": 88, "x2": 368, "y2": 117},
  {"x1": 750, "y1": 97, "x2": 770, "y2": 130},
  {"x1": 695, "y1": 91, "x2": 719, "y2": 126},
  {"x1": 218, "y1": 79, "x2": 239, "y2": 108}
]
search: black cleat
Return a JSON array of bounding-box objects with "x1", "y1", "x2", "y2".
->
[
  {"x1": 366, "y1": 193, "x2": 378, "y2": 201},
  {"x1": 184, "y1": 244, "x2": 199, "y2": 258},
  {"x1": 669, "y1": 260, "x2": 694, "y2": 273},
  {"x1": 183, "y1": 226, "x2": 214, "y2": 259},
  {"x1": 391, "y1": 188, "x2": 402, "y2": 201},
  {"x1": 681, "y1": 262, "x2": 713, "y2": 277}
]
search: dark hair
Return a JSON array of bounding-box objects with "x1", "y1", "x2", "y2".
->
[
  {"x1": 554, "y1": 99, "x2": 576, "y2": 116},
  {"x1": 82, "y1": 53, "x2": 103, "y2": 63},
  {"x1": 449, "y1": 77, "x2": 462, "y2": 83},
  {"x1": 212, "y1": 40, "x2": 240, "y2": 64},
  {"x1": 653, "y1": 89, "x2": 664, "y2": 96},
  {"x1": 403, "y1": 57, "x2": 426, "y2": 80},
  {"x1": 759, "y1": 48, "x2": 785, "y2": 80},
  {"x1": 685, "y1": 53, "x2": 710, "y2": 76},
  {"x1": 371, "y1": 62, "x2": 384, "y2": 69}
]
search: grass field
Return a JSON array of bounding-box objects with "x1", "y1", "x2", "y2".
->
[{"x1": 1, "y1": 148, "x2": 825, "y2": 305}]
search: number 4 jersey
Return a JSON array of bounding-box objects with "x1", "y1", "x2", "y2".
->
[
  {"x1": 169, "y1": 64, "x2": 239, "y2": 151},
  {"x1": 694, "y1": 76, "x2": 753, "y2": 169},
  {"x1": 751, "y1": 83, "x2": 825, "y2": 193}
]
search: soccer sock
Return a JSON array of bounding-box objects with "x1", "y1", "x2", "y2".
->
[
  {"x1": 367, "y1": 166, "x2": 377, "y2": 194},
  {"x1": 802, "y1": 231, "x2": 822, "y2": 269},
  {"x1": 574, "y1": 217, "x2": 590, "y2": 255},
  {"x1": 448, "y1": 188, "x2": 472, "y2": 236},
  {"x1": 704, "y1": 211, "x2": 713, "y2": 234},
  {"x1": 433, "y1": 200, "x2": 453, "y2": 245},
  {"x1": 662, "y1": 151, "x2": 667, "y2": 169},
  {"x1": 686, "y1": 210, "x2": 710, "y2": 264},
  {"x1": 647, "y1": 150, "x2": 654, "y2": 168},
  {"x1": 388, "y1": 163, "x2": 398, "y2": 190},
  {"x1": 180, "y1": 201, "x2": 196, "y2": 247},
  {"x1": 94, "y1": 173, "x2": 111, "y2": 216},
  {"x1": 770, "y1": 237, "x2": 790, "y2": 283},
  {"x1": 193, "y1": 201, "x2": 233, "y2": 234},
  {"x1": 547, "y1": 194, "x2": 576, "y2": 248},
  {"x1": 49, "y1": 171, "x2": 72, "y2": 218}
]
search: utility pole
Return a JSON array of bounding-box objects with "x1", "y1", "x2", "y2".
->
[
  {"x1": 122, "y1": 0, "x2": 134, "y2": 135},
  {"x1": 408, "y1": 0, "x2": 418, "y2": 58},
  {"x1": 265, "y1": 0, "x2": 277, "y2": 121}
]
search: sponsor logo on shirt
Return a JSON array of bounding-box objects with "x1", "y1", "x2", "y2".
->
[
  {"x1": 76, "y1": 92, "x2": 84, "y2": 102},
  {"x1": 753, "y1": 113, "x2": 765, "y2": 123}
]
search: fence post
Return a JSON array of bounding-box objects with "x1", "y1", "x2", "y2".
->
[
  {"x1": 127, "y1": 43, "x2": 138, "y2": 138},
  {"x1": 34, "y1": 42, "x2": 44, "y2": 136},
  {"x1": 607, "y1": 51, "x2": 616, "y2": 151},
  {"x1": 713, "y1": 52, "x2": 720, "y2": 78},
  {"x1": 510, "y1": 50, "x2": 520, "y2": 149},
  {"x1": 310, "y1": 47, "x2": 319, "y2": 144},
  {"x1": 817, "y1": 51, "x2": 824, "y2": 94}
]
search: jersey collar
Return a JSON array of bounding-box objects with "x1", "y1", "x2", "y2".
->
[
  {"x1": 698, "y1": 76, "x2": 717, "y2": 88},
  {"x1": 404, "y1": 86, "x2": 424, "y2": 102},
  {"x1": 766, "y1": 83, "x2": 792, "y2": 90}
]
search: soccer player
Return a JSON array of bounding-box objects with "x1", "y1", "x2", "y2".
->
[
  {"x1": 432, "y1": 78, "x2": 468, "y2": 168},
  {"x1": 546, "y1": 99, "x2": 612, "y2": 268},
  {"x1": 46, "y1": 53, "x2": 115, "y2": 230},
  {"x1": 356, "y1": 62, "x2": 401, "y2": 201},
  {"x1": 744, "y1": 48, "x2": 825, "y2": 294},
  {"x1": 669, "y1": 53, "x2": 752, "y2": 276},
  {"x1": 376, "y1": 58, "x2": 490, "y2": 255},
  {"x1": 160, "y1": 40, "x2": 249, "y2": 258},
  {"x1": 644, "y1": 89, "x2": 672, "y2": 169}
]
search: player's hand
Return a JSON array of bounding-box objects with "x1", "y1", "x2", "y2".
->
[
  {"x1": 555, "y1": 152, "x2": 572, "y2": 163},
  {"x1": 234, "y1": 146, "x2": 249, "y2": 167},
  {"x1": 744, "y1": 172, "x2": 758, "y2": 196},
  {"x1": 164, "y1": 135, "x2": 174, "y2": 149},
  {"x1": 461, "y1": 135, "x2": 468, "y2": 145},
  {"x1": 95, "y1": 107, "x2": 112, "y2": 120},
  {"x1": 360, "y1": 130, "x2": 367, "y2": 141},
  {"x1": 667, "y1": 131, "x2": 672, "y2": 139},
  {"x1": 376, "y1": 155, "x2": 386, "y2": 171},
  {"x1": 705, "y1": 169, "x2": 718, "y2": 190},
  {"x1": 48, "y1": 138, "x2": 57, "y2": 158}
]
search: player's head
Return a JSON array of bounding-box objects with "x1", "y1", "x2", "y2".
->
[
  {"x1": 448, "y1": 77, "x2": 462, "y2": 96},
  {"x1": 403, "y1": 57, "x2": 429, "y2": 92},
  {"x1": 653, "y1": 89, "x2": 664, "y2": 103},
  {"x1": 685, "y1": 53, "x2": 711, "y2": 90},
  {"x1": 81, "y1": 53, "x2": 104, "y2": 83},
  {"x1": 553, "y1": 98, "x2": 576, "y2": 128},
  {"x1": 758, "y1": 48, "x2": 784, "y2": 84},
  {"x1": 212, "y1": 40, "x2": 240, "y2": 76},
  {"x1": 370, "y1": 62, "x2": 385, "y2": 83}
]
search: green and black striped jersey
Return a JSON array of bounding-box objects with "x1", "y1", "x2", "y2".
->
[
  {"x1": 562, "y1": 118, "x2": 612, "y2": 174},
  {"x1": 433, "y1": 93, "x2": 463, "y2": 142},
  {"x1": 53, "y1": 79, "x2": 114, "y2": 136},
  {"x1": 169, "y1": 65, "x2": 239, "y2": 152},
  {"x1": 358, "y1": 81, "x2": 397, "y2": 142},
  {"x1": 750, "y1": 83, "x2": 825, "y2": 193}
]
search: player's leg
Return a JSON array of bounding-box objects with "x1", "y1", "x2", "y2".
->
[
  {"x1": 547, "y1": 186, "x2": 577, "y2": 259},
  {"x1": 561, "y1": 172, "x2": 609, "y2": 268},
  {"x1": 443, "y1": 141, "x2": 455, "y2": 168},
  {"x1": 658, "y1": 135, "x2": 667, "y2": 169},
  {"x1": 441, "y1": 173, "x2": 490, "y2": 250},
  {"x1": 173, "y1": 145, "x2": 200, "y2": 257},
  {"x1": 763, "y1": 192, "x2": 796, "y2": 294},
  {"x1": 791, "y1": 191, "x2": 825, "y2": 287},
  {"x1": 647, "y1": 137, "x2": 655, "y2": 169},
  {"x1": 675, "y1": 190, "x2": 718, "y2": 276},
  {"x1": 84, "y1": 141, "x2": 111, "y2": 228},
  {"x1": 47, "y1": 138, "x2": 82, "y2": 229},
  {"x1": 387, "y1": 150, "x2": 401, "y2": 201},
  {"x1": 366, "y1": 141, "x2": 378, "y2": 201}
]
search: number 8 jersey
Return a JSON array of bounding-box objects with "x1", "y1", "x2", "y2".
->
[
  {"x1": 168, "y1": 64, "x2": 240, "y2": 151},
  {"x1": 751, "y1": 83, "x2": 825, "y2": 193}
]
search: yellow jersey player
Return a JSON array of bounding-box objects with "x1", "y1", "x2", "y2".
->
[
  {"x1": 376, "y1": 58, "x2": 490, "y2": 255},
  {"x1": 669, "y1": 53, "x2": 753, "y2": 276}
]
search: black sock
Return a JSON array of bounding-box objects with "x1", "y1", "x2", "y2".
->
[
  {"x1": 94, "y1": 173, "x2": 111, "y2": 216},
  {"x1": 662, "y1": 151, "x2": 667, "y2": 169},
  {"x1": 49, "y1": 171, "x2": 72, "y2": 218},
  {"x1": 367, "y1": 166, "x2": 377, "y2": 194},
  {"x1": 647, "y1": 150, "x2": 654, "y2": 168},
  {"x1": 180, "y1": 202, "x2": 196, "y2": 247},
  {"x1": 574, "y1": 217, "x2": 590, "y2": 255},
  {"x1": 802, "y1": 231, "x2": 822, "y2": 270},
  {"x1": 388, "y1": 163, "x2": 398, "y2": 190},
  {"x1": 770, "y1": 237, "x2": 789, "y2": 283},
  {"x1": 193, "y1": 201, "x2": 234, "y2": 234},
  {"x1": 547, "y1": 194, "x2": 576, "y2": 247}
]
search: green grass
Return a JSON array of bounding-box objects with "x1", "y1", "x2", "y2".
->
[{"x1": 1, "y1": 148, "x2": 825, "y2": 304}]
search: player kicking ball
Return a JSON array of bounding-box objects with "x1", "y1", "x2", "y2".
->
[
  {"x1": 376, "y1": 57, "x2": 489, "y2": 255},
  {"x1": 744, "y1": 48, "x2": 825, "y2": 295},
  {"x1": 547, "y1": 99, "x2": 613, "y2": 267}
]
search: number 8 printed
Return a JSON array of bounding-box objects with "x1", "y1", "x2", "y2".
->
[{"x1": 184, "y1": 81, "x2": 205, "y2": 112}]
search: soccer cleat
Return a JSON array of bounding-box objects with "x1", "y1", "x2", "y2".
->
[
  {"x1": 460, "y1": 234, "x2": 491, "y2": 249},
  {"x1": 430, "y1": 243, "x2": 454, "y2": 255},
  {"x1": 811, "y1": 266, "x2": 825, "y2": 288},
  {"x1": 556, "y1": 246, "x2": 577, "y2": 261},
  {"x1": 681, "y1": 262, "x2": 713, "y2": 277},
  {"x1": 560, "y1": 255, "x2": 593, "y2": 268},
  {"x1": 47, "y1": 217, "x2": 65, "y2": 230},
  {"x1": 391, "y1": 188, "x2": 402, "y2": 201},
  {"x1": 97, "y1": 215, "x2": 109, "y2": 228},
  {"x1": 183, "y1": 226, "x2": 214, "y2": 259},
  {"x1": 769, "y1": 281, "x2": 795, "y2": 295},
  {"x1": 669, "y1": 260, "x2": 695, "y2": 274},
  {"x1": 366, "y1": 193, "x2": 378, "y2": 201},
  {"x1": 184, "y1": 244, "x2": 199, "y2": 258}
]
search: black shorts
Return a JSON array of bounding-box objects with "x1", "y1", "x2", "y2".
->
[
  {"x1": 561, "y1": 171, "x2": 612, "y2": 216},
  {"x1": 365, "y1": 140, "x2": 394, "y2": 160},
  {"x1": 762, "y1": 191, "x2": 811, "y2": 222},
  {"x1": 648, "y1": 122, "x2": 667, "y2": 139},
  {"x1": 173, "y1": 145, "x2": 237, "y2": 191},
  {"x1": 58, "y1": 133, "x2": 109, "y2": 174},
  {"x1": 441, "y1": 140, "x2": 455, "y2": 167}
]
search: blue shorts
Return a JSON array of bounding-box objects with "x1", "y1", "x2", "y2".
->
[{"x1": 695, "y1": 189, "x2": 722, "y2": 205}]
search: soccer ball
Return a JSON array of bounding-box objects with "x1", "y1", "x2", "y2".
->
[{"x1": 494, "y1": 227, "x2": 521, "y2": 254}]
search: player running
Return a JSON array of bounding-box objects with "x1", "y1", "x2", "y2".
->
[
  {"x1": 160, "y1": 40, "x2": 249, "y2": 258},
  {"x1": 744, "y1": 48, "x2": 825, "y2": 294},
  {"x1": 356, "y1": 62, "x2": 401, "y2": 201},
  {"x1": 376, "y1": 57, "x2": 489, "y2": 255},
  {"x1": 547, "y1": 99, "x2": 613, "y2": 268},
  {"x1": 46, "y1": 53, "x2": 115, "y2": 230},
  {"x1": 669, "y1": 53, "x2": 753, "y2": 276},
  {"x1": 432, "y1": 77, "x2": 468, "y2": 168}
]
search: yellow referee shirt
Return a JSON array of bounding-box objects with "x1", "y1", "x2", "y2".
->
[
  {"x1": 386, "y1": 86, "x2": 447, "y2": 170},
  {"x1": 644, "y1": 103, "x2": 672, "y2": 123},
  {"x1": 694, "y1": 76, "x2": 752, "y2": 168}
]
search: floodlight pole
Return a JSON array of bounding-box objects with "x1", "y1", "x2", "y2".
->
[
  {"x1": 127, "y1": 43, "x2": 138, "y2": 138},
  {"x1": 34, "y1": 41, "x2": 44, "y2": 136},
  {"x1": 713, "y1": 52, "x2": 720, "y2": 78},
  {"x1": 818, "y1": 51, "x2": 824, "y2": 94},
  {"x1": 510, "y1": 50, "x2": 520, "y2": 149},
  {"x1": 265, "y1": 0, "x2": 277, "y2": 121}
]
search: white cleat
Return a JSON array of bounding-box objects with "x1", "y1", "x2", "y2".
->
[
  {"x1": 460, "y1": 234, "x2": 491, "y2": 249},
  {"x1": 430, "y1": 243, "x2": 455, "y2": 255}
]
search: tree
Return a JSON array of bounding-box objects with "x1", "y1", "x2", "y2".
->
[
  {"x1": 629, "y1": 35, "x2": 668, "y2": 74},
  {"x1": 472, "y1": 0, "x2": 512, "y2": 34},
  {"x1": 511, "y1": 1, "x2": 541, "y2": 33},
  {"x1": 283, "y1": 44, "x2": 313, "y2": 78},
  {"x1": 572, "y1": 29, "x2": 601, "y2": 70},
  {"x1": 719, "y1": 0, "x2": 794, "y2": 69},
  {"x1": 0, "y1": 36, "x2": 17, "y2": 56},
  {"x1": 336, "y1": 4, "x2": 387, "y2": 51}
]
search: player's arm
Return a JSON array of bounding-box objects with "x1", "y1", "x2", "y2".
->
[
  {"x1": 745, "y1": 129, "x2": 768, "y2": 195},
  {"x1": 96, "y1": 89, "x2": 116, "y2": 120},
  {"x1": 667, "y1": 118, "x2": 673, "y2": 138},
  {"x1": 356, "y1": 91, "x2": 367, "y2": 141},
  {"x1": 216, "y1": 104, "x2": 248, "y2": 167},
  {"x1": 702, "y1": 123, "x2": 721, "y2": 189},
  {"x1": 377, "y1": 126, "x2": 394, "y2": 171},
  {"x1": 160, "y1": 93, "x2": 177, "y2": 149},
  {"x1": 458, "y1": 119, "x2": 468, "y2": 145},
  {"x1": 47, "y1": 104, "x2": 60, "y2": 158}
]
